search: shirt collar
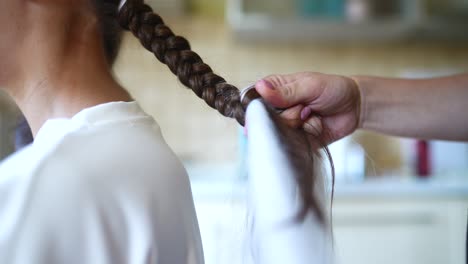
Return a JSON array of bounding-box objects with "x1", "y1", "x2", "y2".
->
[
  {"x1": 34, "y1": 101, "x2": 148, "y2": 147},
  {"x1": 70, "y1": 101, "x2": 146, "y2": 126}
]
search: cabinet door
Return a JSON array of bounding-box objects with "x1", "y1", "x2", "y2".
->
[
  {"x1": 195, "y1": 197, "x2": 467, "y2": 264},
  {"x1": 332, "y1": 200, "x2": 461, "y2": 264}
]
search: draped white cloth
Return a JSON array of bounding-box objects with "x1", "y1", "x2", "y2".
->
[{"x1": 246, "y1": 100, "x2": 333, "y2": 264}]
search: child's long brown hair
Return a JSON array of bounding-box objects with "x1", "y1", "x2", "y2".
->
[{"x1": 112, "y1": 0, "x2": 333, "y2": 223}]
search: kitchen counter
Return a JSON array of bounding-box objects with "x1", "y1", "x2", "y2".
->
[
  {"x1": 187, "y1": 164, "x2": 468, "y2": 200},
  {"x1": 332, "y1": 177, "x2": 468, "y2": 199}
]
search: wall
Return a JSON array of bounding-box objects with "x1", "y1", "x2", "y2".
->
[{"x1": 0, "y1": 91, "x2": 17, "y2": 160}]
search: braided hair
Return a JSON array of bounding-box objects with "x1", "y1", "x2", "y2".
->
[
  {"x1": 104, "y1": 0, "x2": 332, "y2": 223},
  {"x1": 117, "y1": 0, "x2": 246, "y2": 125}
]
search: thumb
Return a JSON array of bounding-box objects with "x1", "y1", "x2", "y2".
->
[{"x1": 255, "y1": 74, "x2": 322, "y2": 109}]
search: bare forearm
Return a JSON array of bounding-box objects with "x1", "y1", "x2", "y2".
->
[{"x1": 354, "y1": 74, "x2": 468, "y2": 141}]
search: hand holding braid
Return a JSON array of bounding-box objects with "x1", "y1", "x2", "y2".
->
[{"x1": 117, "y1": 0, "x2": 246, "y2": 125}]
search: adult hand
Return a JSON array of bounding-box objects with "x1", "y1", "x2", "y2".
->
[{"x1": 255, "y1": 72, "x2": 361, "y2": 144}]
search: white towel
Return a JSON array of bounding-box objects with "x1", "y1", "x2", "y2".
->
[{"x1": 246, "y1": 100, "x2": 333, "y2": 264}]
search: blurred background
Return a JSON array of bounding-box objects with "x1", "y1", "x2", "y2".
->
[{"x1": 1, "y1": 0, "x2": 468, "y2": 263}]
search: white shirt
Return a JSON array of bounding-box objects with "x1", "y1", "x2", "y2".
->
[
  {"x1": 246, "y1": 100, "x2": 332, "y2": 264},
  {"x1": 0, "y1": 101, "x2": 204, "y2": 264}
]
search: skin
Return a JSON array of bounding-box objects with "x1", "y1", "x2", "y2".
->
[
  {"x1": 255, "y1": 72, "x2": 468, "y2": 144},
  {"x1": 0, "y1": 0, "x2": 131, "y2": 137}
]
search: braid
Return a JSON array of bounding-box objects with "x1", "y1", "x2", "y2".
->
[
  {"x1": 116, "y1": 0, "x2": 334, "y2": 224},
  {"x1": 117, "y1": 0, "x2": 246, "y2": 125}
]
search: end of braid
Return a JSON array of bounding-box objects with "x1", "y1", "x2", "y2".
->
[{"x1": 118, "y1": 0, "x2": 247, "y2": 126}]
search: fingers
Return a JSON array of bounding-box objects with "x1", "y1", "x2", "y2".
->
[
  {"x1": 251, "y1": 72, "x2": 361, "y2": 146},
  {"x1": 279, "y1": 105, "x2": 304, "y2": 128},
  {"x1": 300, "y1": 105, "x2": 323, "y2": 137},
  {"x1": 255, "y1": 78, "x2": 295, "y2": 109},
  {"x1": 279, "y1": 105, "x2": 324, "y2": 139},
  {"x1": 302, "y1": 116, "x2": 323, "y2": 138},
  {"x1": 255, "y1": 73, "x2": 325, "y2": 109}
]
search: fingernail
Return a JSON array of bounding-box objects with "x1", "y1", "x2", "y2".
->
[
  {"x1": 257, "y1": 79, "x2": 275, "y2": 90},
  {"x1": 300, "y1": 107, "x2": 312, "y2": 121}
]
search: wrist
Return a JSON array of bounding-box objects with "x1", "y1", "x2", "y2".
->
[{"x1": 349, "y1": 75, "x2": 366, "y2": 130}]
